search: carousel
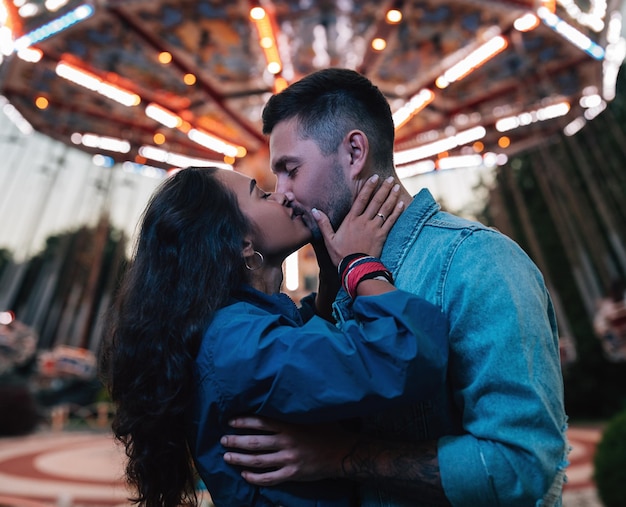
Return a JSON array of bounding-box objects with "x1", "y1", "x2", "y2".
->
[{"x1": 0, "y1": 0, "x2": 624, "y2": 185}]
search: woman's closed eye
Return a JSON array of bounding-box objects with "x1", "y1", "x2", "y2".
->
[{"x1": 253, "y1": 185, "x2": 271, "y2": 200}]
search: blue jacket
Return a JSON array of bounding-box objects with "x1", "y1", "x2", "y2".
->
[
  {"x1": 332, "y1": 189, "x2": 569, "y2": 507},
  {"x1": 188, "y1": 284, "x2": 449, "y2": 507}
]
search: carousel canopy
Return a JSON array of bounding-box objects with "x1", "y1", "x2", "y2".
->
[{"x1": 0, "y1": 0, "x2": 624, "y2": 176}]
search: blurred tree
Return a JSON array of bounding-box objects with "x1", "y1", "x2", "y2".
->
[
  {"x1": 0, "y1": 248, "x2": 11, "y2": 283},
  {"x1": 2, "y1": 216, "x2": 128, "y2": 355}
]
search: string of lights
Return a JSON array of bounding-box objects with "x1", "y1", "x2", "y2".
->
[{"x1": 0, "y1": 0, "x2": 624, "y2": 175}]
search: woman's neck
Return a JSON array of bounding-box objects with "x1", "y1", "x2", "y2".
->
[{"x1": 248, "y1": 264, "x2": 284, "y2": 294}]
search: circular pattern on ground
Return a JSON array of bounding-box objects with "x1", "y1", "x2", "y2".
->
[
  {"x1": 0, "y1": 425, "x2": 605, "y2": 506},
  {"x1": 0, "y1": 431, "x2": 128, "y2": 506}
]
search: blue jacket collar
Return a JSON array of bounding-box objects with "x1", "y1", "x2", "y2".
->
[{"x1": 231, "y1": 284, "x2": 303, "y2": 324}]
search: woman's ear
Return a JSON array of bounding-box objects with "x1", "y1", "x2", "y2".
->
[
  {"x1": 241, "y1": 237, "x2": 255, "y2": 258},
  {"x1": 344, "y1": 130, "x2": 368, "y2": 178}
]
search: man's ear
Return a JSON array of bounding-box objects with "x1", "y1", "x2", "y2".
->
[{"x1": 344, "y1": 130, "x2": 368, "y2": 178}]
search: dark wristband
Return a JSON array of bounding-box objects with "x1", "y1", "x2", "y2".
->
[{"x1": 338, "y1": 253, "x2": 370, "y2": 280}]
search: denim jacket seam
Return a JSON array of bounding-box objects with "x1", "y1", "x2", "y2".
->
[{"x1": 437, "y1": 226, "x2": 479, "y2": 310}]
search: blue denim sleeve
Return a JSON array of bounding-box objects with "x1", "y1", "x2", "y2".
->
[
  {"x1": 207, "y1": 290, "x2": 448, "y2": 423},
  {"x1": 437, "y1": 230, "x2": 568, "y2": 507}
]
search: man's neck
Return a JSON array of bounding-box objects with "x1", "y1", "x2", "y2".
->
[
  {"x1": 396, "y1": 184, "x2": 414, "y2": 206},
  {"x1": 356, "y1": 169, "x2": 414, "y2": 207}
]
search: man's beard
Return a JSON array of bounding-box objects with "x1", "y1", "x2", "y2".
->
[{"x1": 309, "y1": 160, "x2": 352, "y2": 241}]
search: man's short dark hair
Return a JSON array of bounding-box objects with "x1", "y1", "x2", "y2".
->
[{"x1": 262, "y1": 68, "x2": 395, "y2": 169}]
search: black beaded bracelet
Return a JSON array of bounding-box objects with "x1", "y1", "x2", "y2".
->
[{"x1": 358, "y1": 269, "x2": 394, "y2": 285}]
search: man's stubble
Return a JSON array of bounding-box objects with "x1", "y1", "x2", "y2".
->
[{"x1": 309, "y1": 159, "x2": 353, "y2": 242}]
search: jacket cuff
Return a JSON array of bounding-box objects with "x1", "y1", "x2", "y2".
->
[{"x1": 439, "y1": 434, "x2": 498, "y2": 506}]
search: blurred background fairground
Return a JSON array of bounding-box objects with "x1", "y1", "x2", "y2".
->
[{"x1": 1, "y1": 1, "x2": 626, "y2": 506}]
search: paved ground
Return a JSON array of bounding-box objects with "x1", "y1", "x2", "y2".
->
[
  {"x1": 0, "y1": 425, "x2": 605, "y2": 506},
  {"x1": 0, "y1": 431, "x2": 128, "y2": 507},
  {"x1": 563, "y1": 425, "x2": 604, "y2": 507}
]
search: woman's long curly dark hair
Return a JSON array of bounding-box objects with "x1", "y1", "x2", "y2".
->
[{"x1": 99, "y1": 167, "x2": 252, "y2": 506}]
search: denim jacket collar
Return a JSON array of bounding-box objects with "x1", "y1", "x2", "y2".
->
[
  {"x1": 333, "y1": 188, "x2": 439, "y2": 324},
  {"x1": 381, "y1": 188, "x2": 440, "y2": 275}
]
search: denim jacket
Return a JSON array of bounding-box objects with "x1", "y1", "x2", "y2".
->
[
  {"x1": 188, "y1": 284, "x2": 449, "y2": 507},
  {"x1": 332, "y1": 189, "x2": 569, "y2": 507}
]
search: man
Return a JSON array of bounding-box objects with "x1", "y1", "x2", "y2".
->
[{"x1": 220, "y1": 68, "x2": 569, "y2": 506}]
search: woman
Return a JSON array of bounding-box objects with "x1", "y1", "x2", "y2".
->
[{"x1": 100, "y1": 167, "x2": 447, "y2": 507}]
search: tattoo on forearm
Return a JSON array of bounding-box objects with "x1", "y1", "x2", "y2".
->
[{"x1": 341, "y1": 439, "x2": 451, "y2": 506}]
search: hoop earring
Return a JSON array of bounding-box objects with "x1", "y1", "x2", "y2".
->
[{"x1": 245, "y1": 251, "x2": 264, "y2": 271}]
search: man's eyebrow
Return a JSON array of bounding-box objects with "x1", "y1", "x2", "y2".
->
[
  {"x1": 271, "y1": 155, "x2": 299, "y2": 172},
  {"x1": 249, "y1": 179, "x2": 256, "y2": 195}
]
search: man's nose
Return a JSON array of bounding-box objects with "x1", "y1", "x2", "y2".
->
[
  {"x1": 268, "y1": 192, "x2": 291, "y2": 206},
  {"x1": 284, "y1": 191, "x2": 295, "y2": 203},
  {"x1": 274, "y1": 176, "x2": 292, "y2": 195}
]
